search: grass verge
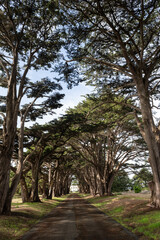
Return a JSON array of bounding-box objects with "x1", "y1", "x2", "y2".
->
[
  {"x1": 0, "y1": 195, "x2": 68, "y2": 240},
  {"x1": 86, "y1": 192, "x2": 160, "y2": 240}
]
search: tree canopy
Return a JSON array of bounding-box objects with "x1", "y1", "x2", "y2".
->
[
  {"x1": 59, "y1": 0, "x2": 160, "y2": 207},
  {"x1": 0, "y1": 0, "x2": 64, "y2": 214},
  {"x1": 1, "y1": 0, "x2": 160, "y2": 214}
]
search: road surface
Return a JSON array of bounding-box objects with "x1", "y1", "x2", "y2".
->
[{"x1": 21, "y1": 194, "x2": 138, "y2": 240}]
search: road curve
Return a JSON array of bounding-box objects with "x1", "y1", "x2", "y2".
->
[{"x1": 21, "y1": 194, "x2": 138, "y2": 240}]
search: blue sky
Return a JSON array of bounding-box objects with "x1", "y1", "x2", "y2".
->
[
  {"x1": 28, "y1": 82, "x2": 94, "y2": 127},
  {"x1": 0, "y1": 67, "x2": 94, "y2": 128},
  {"x1": 25, "y1": 69, "x2": 94, "y2": 127},
  {"x1": 53, "y1": 82, "x2": 94, "y2": 117}
]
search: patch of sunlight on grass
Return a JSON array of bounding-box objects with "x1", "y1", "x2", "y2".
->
[
  {"x1": 111, "y1": 197, "x2": 119, "y2": 202},
  {"x1": 93, "y1": 202, "x2": 108, "y2": 208},
  {"x1": 78, "y1": 193, "x2": 90, "y2": 197},
  {"x1": 136, "y1": 216, "x2": 149, "y2": 224},
  {"x1": 53, "y1": 195, "x2": 68, "y2": 201},
  {"x1": 109, "y1": 206, "x2": 124, "y2": 214},
  {"x1": 89, "y1": 196, "x2": 107, "y2": 203},
  {"x1": 89, "y1": 195, "x2": 119, "y2": 205}
]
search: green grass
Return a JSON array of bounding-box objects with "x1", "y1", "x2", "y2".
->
[
  {"x1": 89, "y1": 195, "x2": 114, "y2": 204},
  {"x1": 2, "y1": 193, "x2": 159, "y2": 240},
  {"x1": 131, "y1": 211, "x2": 160, "y2": 240},
  {"x1": 87, "y1": 193, "x2": 160, "y2": 240},
  {"x1": 78, "y1": 193, "x2": 90, "y2": 198},
  {"x1": 93, "y1": 201, "x2": 108, "y2": 208},
  {"x1": 0, "y1": 195, "x2": 68, "y2": 240},
  {"x1": 109, "y1": 206, "x2": 124, "y2": 214}
]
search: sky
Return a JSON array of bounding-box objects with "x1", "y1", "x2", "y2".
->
[
  {"x1": 25, "y1": 69, "x2": 94, "y2": 127},
  {"x1": 29, "y1": 82, "x2": 94, "y2": 126},
  {"x1": 53, "y1": 82, "x2": 94, "y2": 117},
  {"x1": 0, "y1": 65, "x2": 94, "y2": 128}
]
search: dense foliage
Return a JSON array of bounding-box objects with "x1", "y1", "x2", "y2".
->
[{"x1": 2, "y1": 0, "x2": 160, "y2": 214}]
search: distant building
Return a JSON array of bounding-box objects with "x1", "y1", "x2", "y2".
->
[{"x1": 70, "y1": 185, "x2": 79, "y2": 192}]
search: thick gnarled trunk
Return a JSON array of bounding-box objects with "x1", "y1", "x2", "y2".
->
[
  {"x1": 3, "y1": 163, "x2": 23, "y2": 214},
  {"x1": 106, "y1": 174, "x2": 115, "y2": 196},
  {"x1": 96, "y1": 171, "x2": 104, "y2": 196},
  {"x1": 0, "y1": 128, "x2": 16, "y2": 214},
  {"x1": 3, "y1": 117, "x2": 27, "y2": 213},
  {"x1": 0, "y1": 67, "x2": 19, "y2": 214},
  {"x1": 137, "y1": 82, "x2": 160, "y2": 207},
  {"x1": 0, "y1": 154, "x2": 10, "y2": 214}
]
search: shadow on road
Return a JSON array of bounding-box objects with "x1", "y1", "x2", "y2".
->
[{"x1": 21, "y1": 194, "x2": 138, "y2": 240}]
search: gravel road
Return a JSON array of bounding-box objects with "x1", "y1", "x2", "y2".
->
[{"x1": 21, "y1": 194, "x2": 138, "y2": 240}]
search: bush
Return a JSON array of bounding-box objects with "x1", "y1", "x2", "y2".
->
[
  {"x1": 112, "y1": 173, "x2": 133, "y2": 192},
  {"x1": 133, "y1": 185, "x2": 142, "y2": 193}
]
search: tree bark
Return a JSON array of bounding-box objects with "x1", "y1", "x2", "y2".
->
[
  {"x1": 0, "y1": 154, "x2": 10, "y2": 214},
  {"x1": 136, "y1": 82, "x2": 160, "y2": 207},
  {"x1": 30, "y1": 159, "x2": 41, "y2": 202},
  {"x1": 42, "y1": 175, "x2": 49, "y2": 199},
  {"x1": 3, "y1": 138, "x2": 24, "y2": 212},
  {"x1": 96, "y1": 171, "x2": 104, "y2": 196},
  {"x1": 20, "y1": 174, "x2": 30, "y2": 203},
  {"x1": 3, "y1": 162, "x2": 23, "y2": 214},
  {"x1": 106, "y1": 174, "x2": 115, "y2": 196},
  {"x1": 47, "y1": 164, "x2": 54, "y2": 199}
]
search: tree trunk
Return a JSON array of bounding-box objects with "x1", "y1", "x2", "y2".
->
[
  {"x1": 0, "y1": 148, "x2": 13, "y2": 214},
  {"x1": 4, "y1": 113, "x2": 29, "y2": 211},
  {"x1": 149, "y1": 166, "x2": 160, "y2": 207},
  {"x1": 78, "y1": 178, "x2": 90, "y2": 194},
  {"x1": 3, "y1": 141, "x2": 24, "y2": 213},
  {"x1": 148, "y1": 181, "x2": 160, "y2": 207},
  {"x1": 137, "y1": 82, "x2": 160, "y2": 207},
  {"x1": 96, "y1": 172, "x2": 104, "y2": 196},
  {"x1": 42, "y1": 177, "x2": 49, "y2": 199},
  {"x1": 0, "y1": 153, "x2": 10, "y2": 214},
  {"x1": 53, "y1": 171, "x2": 63, "y2": 197},
  {"x1": 0, "y1": 87, "x2": 17, "y2": 211},
  {"x1": 89, "y1": 185, "x2": 96, "y2": 196},
  {"x1": 30, "y1": 159, "x2": 41, "y2": 202},
  {"x1": 106, "y1": 175, "x2": 115, "y2": 196},
  {"x1": 20, "y1": 174, "x2": 30, "y2": 203},
  {"x1": 47, "y1": 164, "x2": 53, "y2": 199},
  {"x1": 0, "y1": 53, "x2": 20, "y2": 214},
  {"x1": 48, "y1": 180, "x2": 54, "y2": 199},
  {"x1": 84, "y1": 168, "x2": 97, "y2": 196},
  {"x1": 62, "y1": 175, "x2": 71, "y2": 195},
  {"x1": 3, "y1": 165, "x2": 22, "y2": 214}
]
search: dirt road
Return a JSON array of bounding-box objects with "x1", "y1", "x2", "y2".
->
[{"x1": 21, "y1": 194, "x2": 138, "y2": 240}]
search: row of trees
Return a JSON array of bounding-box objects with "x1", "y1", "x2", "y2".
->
[
  {"x1": 0, "y1": 0, "x2": 68, "y2": 214},
  {"x1": 59, "y1": 0, "x2": 160, "y2": 207},
  {"x1": 65, "y1": 92, "x2": 147, "y2": 196},
  {"x1": 12, "y1": 92, "x2": 149, "y2": 204},
  {"x1": 0, "y1": 0, "x2": 160, "y2": 215}
]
